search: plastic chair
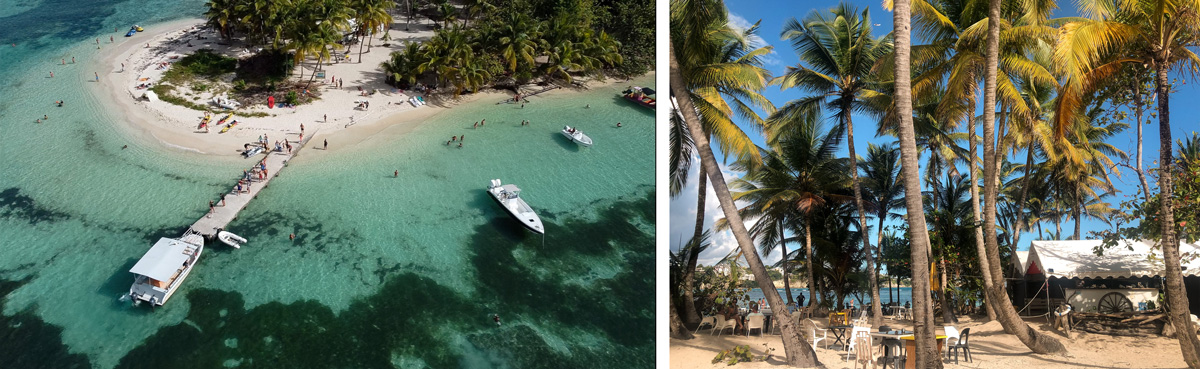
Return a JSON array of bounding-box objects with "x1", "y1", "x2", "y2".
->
[
  {"x1": 948, "y1": 328, "x2": 972, "y2": 364},
  {"x1": 944, "y1": 326, "x2": 961, "y2": 358},
  {"x1": 695, "y1": 315, "x2": 716, "y2": 334},
  {"x1": 853, "y1": 331, "x2": 876, "y2": 369},
  {"x1": 809, "y1": 319, "x2": 829, "y2": 350},
  {"x1": 844, "y1": 325, "x2": 873, "y2": 360},
  {"x1": 709, "y1": 314, "x2": 728, "y2": 336},
  {"x1": 746, "y1": 315, "x2": 765, "y2": 337},
  {"x1": 880, "y1": 339, "x2": 905, "y2": 369},
  {"x1": 715, "y1": 316, "x2": 737, "y2": 336}
]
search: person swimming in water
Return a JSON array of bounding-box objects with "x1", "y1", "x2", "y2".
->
[{"x1": 493, "y1": 314, "x2": 501, "y2": 326}]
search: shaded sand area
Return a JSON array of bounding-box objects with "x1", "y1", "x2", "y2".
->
[{"x1": 672, "y1": 316, "x2": 1190, "y2": 368}]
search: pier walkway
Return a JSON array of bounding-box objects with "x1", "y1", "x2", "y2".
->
[{"x1": 189, "y1": 132, "x2": 316, "y2": 237}]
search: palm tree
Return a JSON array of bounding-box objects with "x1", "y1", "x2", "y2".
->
[
  {"x1": 437, "y1": 1, "x2": 456, "y2": 29},
  {"x1": 669, "y1": 0, "x2": 775, "y2": 327},
  {"x1": 671, "y1": 39, "x2": 820, "y2": 367},
  {"x1": 889, "y1": 0, "x2": 942, "y2": 366},
  {"x1": 381, "y1": 41, "x2": 424, "y2": 88},
  {"x1": 772, "y1": 3, "x2": 892, "y2": 325},
  {"x1": 859, "y1": 143, "x2": 905, "y2": 313},
  {"x1": 724, "y1": 117, "x2": 852, "y2": 309},
  {"x1": 1054, "y1": 0, "x2": 1200, "y2": 360},
  {"x1": 495, "y1": 13, "x2": 541, "y2": 80},
  {"x1": 204, "y1": 0, "x2": 238, "y2": 40}
]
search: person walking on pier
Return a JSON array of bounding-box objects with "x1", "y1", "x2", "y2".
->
[
  {"x1": 208, "y1": 201, "x2": 215, "y2": 218},
  {"x1": 220, "y1": 193, "x2": 226, "y2": 206}
]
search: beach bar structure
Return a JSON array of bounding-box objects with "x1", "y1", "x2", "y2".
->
[{"x1": 1009, "y1": 239, "x2": 1200, "y2": 316}]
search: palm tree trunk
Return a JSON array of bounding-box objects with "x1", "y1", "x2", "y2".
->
[
  {"x1": 670, "y1": 297, "x2": 694, "y2": 339},
  {"x1": 1155, "y1": 63, "x2": 1200, "y2": 368},
  {"x1": 305, "y1": 58, "x2": 324, "y2": 90},
  {"x1": 980, "y1": 0, "x2": 1065, "y2": 354},
  {"x1": 1073, "y1": 191, "x2": 1082, "y2": 240},
  {"x1": 680, "y1": 166, "x2": 708, "y2": 325},
  {"x1": 805, "y1": 217, "x2": 817, "y2": 309},
  {"x1": 968, "y1": 85, "x2": 999, "y2": 322},
  {"x1": 1132, "y1": 81, "x2": 1151, "y2": 201},
  {"x1": 670, "y1": 44, "x2": 819, "y2": 367},
  {"x1": 843, "y1": 108, "x2": 883, "y2": 326},
  {"x1": 1011, "y1": 122, "x2": 1036, "y2": 269},
  {"x1": 892, "y1": 1, "x2": 942, "y2": 367},
  {"x1": 358, "y1": 28, "x2": 367, "y2": 63},
  {"x1": 781, "y1": 218, "x2": 795, "y2": 305},
  {"x1": 939, "y1": 253, "x2": 956, "y2": 324}
]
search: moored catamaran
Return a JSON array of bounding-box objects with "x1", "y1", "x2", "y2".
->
[{"x1": 126, "y1": 229, "x2": 204, "y2": 307}]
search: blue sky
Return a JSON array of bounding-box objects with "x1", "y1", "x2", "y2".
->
[{"x1": 669, "y1": 0, "x2": 1200, "y2": 267}]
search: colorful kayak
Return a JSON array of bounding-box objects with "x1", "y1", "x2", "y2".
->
[
  {"x1": 197, "y1": 113, "x2": 211, "y2": 129},
  {"x1": 217, "y1": 113, "x2": 233, "y2": 125},
  {"x1": 220, "y1": 120, "x2": 239, "y2": 133}
]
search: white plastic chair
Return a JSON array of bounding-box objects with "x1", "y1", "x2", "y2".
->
[
  {"x1": 695, "y1": 315, "x2": 716, "y2": 333},
  {"x1": 844, "y1": 325, "x2": 874, "y2": 361},
  {"x1": 709, "y1": 314, "x2": 728, "y2": 336},
  {"x1": 746, "y1": 315, "x2": 765, "y2": 337},
  {"x1": 809, "y1": 319, "x2": 828, "y2": 350},
  {"x1": 944, "y1": 326, "x2": 961, "y2": 357},
  {"x1": 714, "y1": 315, "x2": 737, "y2": 336}
]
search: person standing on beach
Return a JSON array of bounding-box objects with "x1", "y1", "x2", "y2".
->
[
  {"x1": 323, "y1": 114, "x2": 327, "y2": 122},
  {"x1": 71, "y1": 57, "x2": 75, "y2": 64},
  {"x1": 110, "y1": 36, "x2": 113, "y2": 43},
  {"x1": 94, "y1": 72, "x2": 99, "y2": 82},
  {"x1": 61, "y1": 59, "x2": 65, "y2": 65},
  {"x1": 300, "y1": 123, "x2": 304, "y2": 133},
  {"x1": 49, "y1": 71, "x2": 53, "y2": 78},
  {"x1": 323, "y1": 139, "x2": 328, "y2": 149}
]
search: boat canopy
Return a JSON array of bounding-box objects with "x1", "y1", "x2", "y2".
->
[
  {"x1": 129, "y1": 238, "x2": 192, "y2": 281},
  {"x1": 641, "y1": 87, "x2": 656, "y2": 95}
]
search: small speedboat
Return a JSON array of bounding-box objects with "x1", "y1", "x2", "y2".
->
[
  {"x1": 242, "y1": 145, "x2": 263, "y2": 158},
  {"x1": 486, "y1": 179, "x2": 544, "y2": 234},
  {"x1": 217, "y1": 230, "x2": 247, "y2": 249},
  {"x1": 622, "y1": 86, "x2": 656, "y2": 110},
  {"x1": 561, "y1": 126, "x2": 593, "y2": 147},
  {"x1": 212, "y1": 96, "x2": 240, "y2": 110},
  {"x1": 125, "y1": 28, "x2": 137, "y2": 37}
]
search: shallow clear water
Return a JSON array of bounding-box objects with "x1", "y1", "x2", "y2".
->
[{"x1": 0, "y1": 2, "x2": 655, "y2": 368}]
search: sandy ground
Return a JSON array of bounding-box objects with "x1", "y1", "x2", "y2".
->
[
  {"x1": 671, "y1": 315, "x2": 1190, "y2": 368},
  {"x1": 91, "y1": 16, "x2": 641, "y2": 156}
]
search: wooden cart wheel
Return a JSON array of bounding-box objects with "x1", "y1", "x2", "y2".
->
[{"x1": 1098, "y1": 292, "x2": 1133, "y2": 313}]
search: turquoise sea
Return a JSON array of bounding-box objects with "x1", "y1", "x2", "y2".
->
[{"x1": 0, "y1": 1, "x2": 655, "y2": 368}]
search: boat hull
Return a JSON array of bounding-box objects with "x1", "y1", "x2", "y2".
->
[{"x1": 487, "y1": 189, "x2": 544, "y2": 234}]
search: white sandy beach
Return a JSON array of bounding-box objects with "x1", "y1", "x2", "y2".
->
[
  {"x1": 89, "y1": 17, "x2": 645, "y2": 155},
  {"x1": 671, "y1": 316, "x2": 1190, "y2": 368}
]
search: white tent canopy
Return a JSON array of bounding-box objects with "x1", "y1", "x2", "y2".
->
[{"x1": 1023, "y1": 240, "x2": 1200, "y2": 279}]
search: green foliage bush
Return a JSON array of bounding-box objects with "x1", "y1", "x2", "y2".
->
[
  {"x1": 711, "y1": 345, "x2": 759, "y2": 365},
  {"x1": 285, "y1": 91, "x2": 298, "y2": 105},
  {"x1": 236, "y1": 49, "x2": 293, "y2": 84}
]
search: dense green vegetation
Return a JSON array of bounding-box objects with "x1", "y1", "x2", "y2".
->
[{"x1": 381, "y1": 0, "x2": 644, "y2": 95}]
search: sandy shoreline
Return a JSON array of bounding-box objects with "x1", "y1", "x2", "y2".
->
[{"x1": 87, "y1": 18, "x2": 650, "y2": 156}]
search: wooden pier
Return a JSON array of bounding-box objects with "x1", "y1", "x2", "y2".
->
[{"x1": 189, "y1": 133, "x2": 316, "y2": 238}]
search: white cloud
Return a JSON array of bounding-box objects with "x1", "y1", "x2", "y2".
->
[
  {"x1": 669, "y1": 155, "x2": 786, "y2": 267},
  {"x1": 727, "y1": 13, "x2": 782, "y2": 67}
]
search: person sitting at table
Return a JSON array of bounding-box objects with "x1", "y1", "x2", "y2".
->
[{"x1": 723, "y1": 299, "x2": 744, "y2": 334}]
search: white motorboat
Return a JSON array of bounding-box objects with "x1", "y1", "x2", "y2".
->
[
  {"x1": 127, "y1": 229, "x2": 204, "y2": 307},
  {"x1": 211, "y1": 96, "x2": 241, "y2": 110},
  {"x1": 242, "y1": 145, "x2": 263, "y2": 158},
  {"x1": 486, "y1": 179, "x2": 545, "y2": 234},
  {"x1": 561, "y1": 126, "x2": 593, "y2": 147},
  {"x1": 217, "y1": 230, "x2": 247, "y2": 249}
]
